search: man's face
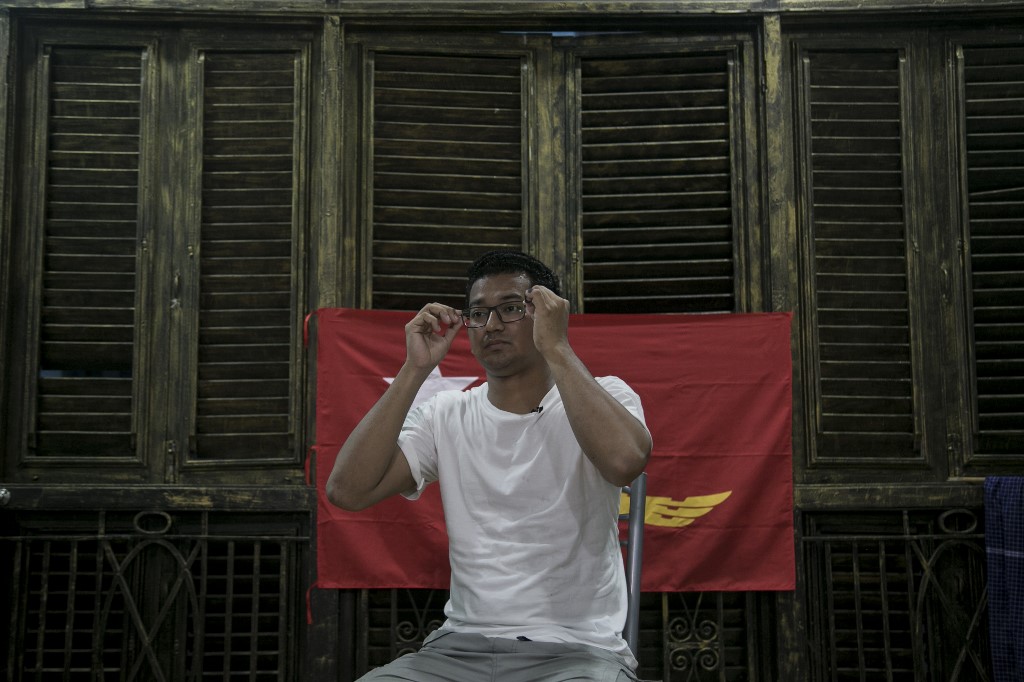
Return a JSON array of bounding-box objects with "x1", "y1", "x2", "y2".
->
[{"x1": 466, "y1": 272, "x2": 543, "y2": 377}]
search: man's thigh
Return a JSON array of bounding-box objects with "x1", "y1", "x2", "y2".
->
[
  {"x1": 355, "y1": 646, "x2": 487, "y2": 681},
  {"x1": 356, "y1": 632, "x2": 638, "y2": 682}
]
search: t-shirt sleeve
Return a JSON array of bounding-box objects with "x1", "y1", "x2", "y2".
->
[
  {"x1": 598, "y1": 375, "x2": 652, "y2": 443},
  {"x1": 397, "y1": 396, "x2": 441, "y2": 501}
]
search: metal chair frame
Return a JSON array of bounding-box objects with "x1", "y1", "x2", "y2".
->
[{"x1": 622, "y1": 471, "x2": 647, "y2": 656}]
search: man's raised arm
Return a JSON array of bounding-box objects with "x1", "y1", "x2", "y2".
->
[
  {"x1": 325, "y1": 303, "x2": 462, "y2": 511},
  {"x1": 526, "y1": 286, "x2": 652, "y2": 487}
]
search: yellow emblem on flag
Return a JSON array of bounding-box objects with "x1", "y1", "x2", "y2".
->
[{"x1": 619, "y1": 491, "x2": 732, "y2": 528}]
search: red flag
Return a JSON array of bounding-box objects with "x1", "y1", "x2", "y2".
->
[{"x1": 313, "y1": 308, "x2": 794, "y2": 592}]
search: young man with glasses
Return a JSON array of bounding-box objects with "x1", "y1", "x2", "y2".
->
[{"x1": 326, "y1": 250, "x2": 652, "y2": 681}]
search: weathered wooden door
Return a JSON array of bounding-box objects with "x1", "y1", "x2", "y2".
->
[{"x1": 1, "y1": 18, "x2": 315, "y2": 680}]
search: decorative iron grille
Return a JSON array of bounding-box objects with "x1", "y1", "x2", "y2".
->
[
  {"x1": 353, "y1": 588, "x2": 764, "y2": 681},
  {"x1": 656, "y1": 591, "x2": 764, "y2": 681},
  {"x1": 3, "y1": 509, "x2": 308, "y2": 681},
  {"x1": 803, "y1": 508, "x2": 989, "y2": 682}
]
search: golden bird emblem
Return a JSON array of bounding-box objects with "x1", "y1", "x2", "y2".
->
[{"x1": 619, "y1": 491, "x2": 732, "y2": 528}]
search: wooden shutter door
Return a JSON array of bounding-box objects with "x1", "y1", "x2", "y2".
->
[
  {"x1": 792, "y1": 29, "x2": 999, "y2": 682},
  {"x1": 6, "y1": 34, "x2": 156, "y2": 480},
  {"x1": 955, "y1": 41, "x2": 1024, "y2": 462},
  {"x1": 182, "y1": 39, "x2": 310, "y2": 476},
  {"x1": 572, "y1": 38, "x2": 758, "y2": 314},
  {"x1": 349, "y1": 35, "x2": 529, "y2": 311},
  {"x1": 3, "y1": 23, "x2": 312, "y2": 681},
  {"x1": 795, "y1": 42, "x2": 927, "y2": 466},
  {"x1": 37, "y1": 47, "x2": 144, "y2": 460}
]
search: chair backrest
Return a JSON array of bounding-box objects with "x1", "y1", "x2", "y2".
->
[{"x1": 621, "y1": 471, "x2": 647, "y2": 656}]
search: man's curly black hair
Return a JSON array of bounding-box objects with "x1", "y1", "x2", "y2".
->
[{"x1": 465, "y1": 250, "x2": 561, "y2": 301}]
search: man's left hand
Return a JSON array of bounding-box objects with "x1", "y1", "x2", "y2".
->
[{"x1": 525, "y1": 285, "x2": 570, "y2": 355}]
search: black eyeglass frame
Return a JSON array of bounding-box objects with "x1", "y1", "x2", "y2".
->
[{"x1": 460, "y1": 301, "x2": 529, "y2": 328}]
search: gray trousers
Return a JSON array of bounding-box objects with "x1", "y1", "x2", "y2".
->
[{"x1": 357, "y1": 630, "x2": 641, "y2": 682}]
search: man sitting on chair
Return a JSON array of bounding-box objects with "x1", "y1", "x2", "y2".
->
[{"x1": 326, "y1": 250, "x2": 653, "y2": 681}]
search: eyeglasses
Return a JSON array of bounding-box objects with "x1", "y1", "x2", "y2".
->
[{"x1": 461, "y1": 301, "x2": 528, "y2": 328}]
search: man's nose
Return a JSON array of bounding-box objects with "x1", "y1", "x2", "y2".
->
[{"x1": 484, "y1": 309, "x2": 505, "y2": 331}]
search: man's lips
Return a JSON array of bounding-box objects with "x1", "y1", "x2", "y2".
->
[{"x1": 483, "y1": 337, "x2": 510, "y2": 349}]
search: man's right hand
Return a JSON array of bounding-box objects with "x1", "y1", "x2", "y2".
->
[{"x1": 405, "y1": 303, "x2": 462, "y2": 371}]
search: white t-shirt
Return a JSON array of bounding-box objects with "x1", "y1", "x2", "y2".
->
[{"x1": 398, "y1": 376, "x2": 648, "y2": 669}]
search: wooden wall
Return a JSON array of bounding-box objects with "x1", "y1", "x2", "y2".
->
[{"x1": 1, "y1": 1, "x2": 1022, "y2": 679}]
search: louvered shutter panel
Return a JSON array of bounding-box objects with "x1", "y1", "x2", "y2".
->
[
  {"x1": 960, "y1": 44, "x2": 1024, "y2": 456},
  {"x1": 801, "y1": 49, "x2": 917, "y2": 459},
  {"x1": 578, "y1": 51, "x2": 735, "y2": 313},
  {"x1": 34, "y1": 46, "x2": 144, "y2": 458},
  {"x1": 370, "y1": 51, "x2": 524, "y2": 310},
  {"x1": 192, "y1": 50, "x2": 302, "y2": 461}
]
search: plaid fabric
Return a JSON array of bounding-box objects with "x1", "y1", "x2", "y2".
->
[{"x1": 985, "y1": 477, "x2": 1024, "y2": 682}]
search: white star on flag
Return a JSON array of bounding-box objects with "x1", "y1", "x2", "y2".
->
[{"x1": 384, "y1": 366, "x2": 478, "y2": 408}]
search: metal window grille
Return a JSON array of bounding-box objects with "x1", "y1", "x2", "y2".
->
[
  {"x1": 3, "y1": 510, "x2": 307, "y2": 681},
  {"x1": 803, "y1": 508, "x2": 989, "y2": 682}
]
